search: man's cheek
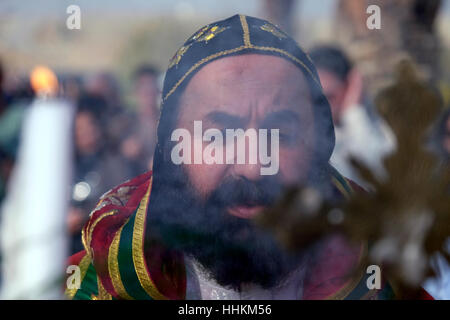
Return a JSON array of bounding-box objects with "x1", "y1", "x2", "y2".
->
[
  {"x1": 183, "y1": 163, "x2": 225, "y2": 199},
  {"x1": 278, "y1": 147, "x2": 311, "y2": 185}
]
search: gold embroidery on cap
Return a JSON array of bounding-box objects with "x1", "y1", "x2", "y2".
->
[
  {"x1": 239, "y1": 14, "x2": 251, "y2": 47},
  {"x1": 168, "y1": 44, "x2": 192, "y2": 69},
  {"x1": 260, "y1": 23, "x2": 287, "y2": 40},
  {"x1": 168, "y1": 25, "x2": 229, "y2": 69},
  {"x1": 197, "y1": 25, "x2": 229, "y2": 42},
  {"x1": 163, "y1": 45, "x2": 321, "y2": 102},
  {"x1": 190, "y1": 25, "x2": 209, "y2": 41}
]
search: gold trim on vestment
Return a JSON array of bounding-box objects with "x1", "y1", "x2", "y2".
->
[
  {"x1": 332, "y1": 176, "x2": 351, "y2": 199},
  {"x1": 132, "y1": 178, "x2": 168, "y2": 300},
  {"x1": 108, "y1": 222, "x2": 134, "y2": 300},
  {"x1": 65, "y1": 253, "x2": 91, "y2": 299},
  {"x1": 97, "y1": 275, "x2": 112, "y2": 300},
  {"x1": 86, "y1": 211, "x2": 116, "y2": 256},
  {"x1": 325, "y1": 242, "x2": 368, "y2": 300}
]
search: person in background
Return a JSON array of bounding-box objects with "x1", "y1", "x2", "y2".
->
[
  {"x1": 84, "y1": 72, "x2": 132, "y2": 155},
  {"x1": 60, "y1": 74, "x2": 83, "y2": 104},
  {"x1": 335, "y1": 0, "x2": 442, "y2": 94},
  {"x1": 84, "y1": 72, "x2": 122, "y2": 113},
  {"x1": 119, "y1": 65, "x2": 161, "y2": 176},
  {"x1": 0, "y1": 62, "x2": 34, "y2": 205},
  {"x1": 310, "y1": 46, "x2": 395, "y2": 185},
  {"x1": 68, "y1": 93, "x2": 129, "y2": 254}
]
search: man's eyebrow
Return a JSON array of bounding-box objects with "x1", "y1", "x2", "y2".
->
[
  {"x1": 262, "y1": 110, "x2": 301, "y2": 127},
  {"x1": 205, "y1": 111, "x2": 246, "y2": 127}
]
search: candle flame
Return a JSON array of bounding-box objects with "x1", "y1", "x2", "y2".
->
[{"x1": 30, "y1": 66, "x2": 58, "y2": 97}]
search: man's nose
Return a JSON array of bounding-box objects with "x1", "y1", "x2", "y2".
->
[
  {"x1": 231, "y1": 162, "x2": 262, "y2": 181},
  {"x1": 228, "y1": 141, "x2": 262, "y2": 181}
]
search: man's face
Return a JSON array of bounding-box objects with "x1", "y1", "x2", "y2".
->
[
  {"x1": 317, "y1": 69, "x2": 347, "y2": 123},
  {"x1": 75, "y1": 111, "x2": 100, "y2": 154},
  {"x1": 150, "y1": 54, "x2": 319, "y2": 290},
  {"x1": 176, "y1": 54, "x2": 316, "y2": 218}
]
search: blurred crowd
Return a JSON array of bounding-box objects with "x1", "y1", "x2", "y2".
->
[{"x1": 0, "y1": 61, "x2": 162, "y2": 254}]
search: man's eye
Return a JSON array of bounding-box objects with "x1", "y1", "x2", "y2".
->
[
  {"x1": 279, "y1": 132, "x2": 296, "y2": 144},
  {"x1": 279, "y1": 134, "x2": 289, "y2": 143}
]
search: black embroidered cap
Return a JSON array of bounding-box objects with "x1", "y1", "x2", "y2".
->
[{"x1": 162, "y1": 14, "x2": 321, "y2": 102}]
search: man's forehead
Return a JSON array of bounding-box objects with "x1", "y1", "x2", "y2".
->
[
  {"x1": 190, "y1": 54, "x2": 306, "y2": 84},
  {"x1": 179, "y1": 54, "x2": 311, "y2": 110}
]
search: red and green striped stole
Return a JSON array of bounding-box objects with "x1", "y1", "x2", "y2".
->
[{"x1": 66, "y1": 172, "x2": 185, "y2": 300}]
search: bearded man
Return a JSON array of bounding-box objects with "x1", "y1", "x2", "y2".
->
[{"x1": 66, "y1": 14, "x2": 399, "y2": 300}]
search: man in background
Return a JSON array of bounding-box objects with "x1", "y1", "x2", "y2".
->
[
  {"x1": 310, "y1": 46, "x2": 395, "y2": 184},
  {"x1": 119, "y1": 65, "x2": 161, "y2": 175},
  {"x1": 68, "y1": 94, "x2": 130, "y2": 254},
  {"x1": 336, "y1": 0, "x2": 442, "y2": 93}
]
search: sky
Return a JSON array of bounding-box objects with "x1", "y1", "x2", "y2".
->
[
  {"x1": 1, "y1": 0, "x2": 449, "y2": 23},
  {"x1": 0, "y1": 0, "x2": 337, "y2": 19}
]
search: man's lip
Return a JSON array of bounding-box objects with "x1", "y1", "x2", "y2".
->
[{"x1": 227, "y1": 205, "x2": 265, "y2": 219}]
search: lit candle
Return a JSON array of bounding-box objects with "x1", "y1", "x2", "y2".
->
[{"x1": 0, "y1": 66, "x2": 74, "y2": 299}]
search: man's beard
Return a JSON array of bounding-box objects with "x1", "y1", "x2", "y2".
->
[{"x1": 146, "y1": 164, "x2": 314, "y2": 292}]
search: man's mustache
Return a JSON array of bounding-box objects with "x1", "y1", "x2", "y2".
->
[{"x1": 207, "y1": 176, "x2": 283, "y2": 209}]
